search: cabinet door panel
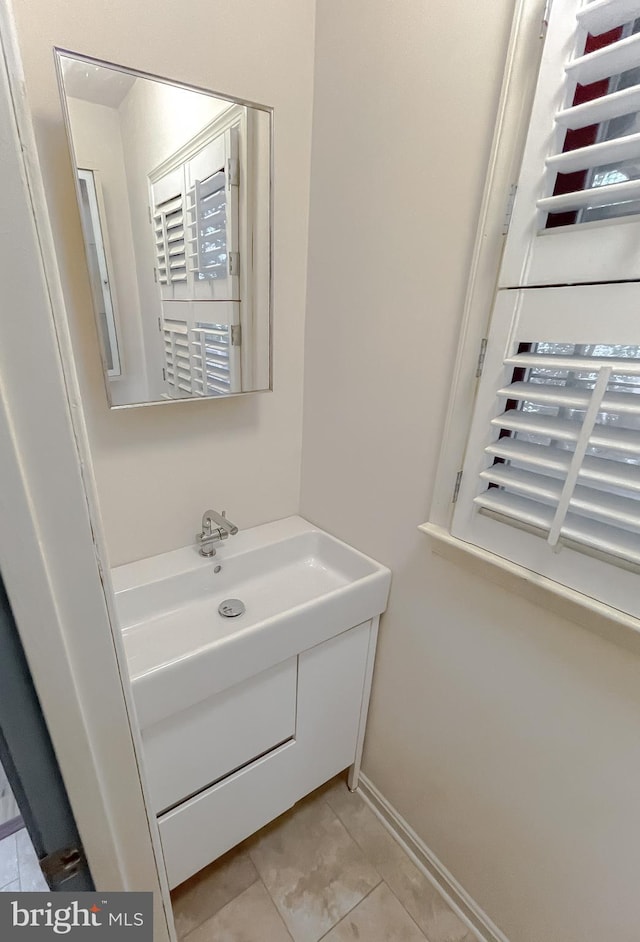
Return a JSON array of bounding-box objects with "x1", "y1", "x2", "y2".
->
[
  {"x1": 143, "y1": 658, "x2": 297, "y2": 814},
  {"x1": 295, "y1": 623, "x2": 370, "y2": 795}
]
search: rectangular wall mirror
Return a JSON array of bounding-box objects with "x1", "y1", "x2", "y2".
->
[{"x1": 56, "y1": 50, "x2": 272, "y2": 408}]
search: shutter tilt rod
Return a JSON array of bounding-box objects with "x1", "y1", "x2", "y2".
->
[{"x1": 546, "y1": 366, "x2": 612, "y2": 550}]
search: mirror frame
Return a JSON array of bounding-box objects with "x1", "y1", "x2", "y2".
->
[{"x1": 54, "y1": 47, "x2": 274, "y2": 409}]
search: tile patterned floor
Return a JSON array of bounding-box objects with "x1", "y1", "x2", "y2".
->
[
  {"x1": 0, "y1": 827, "x2": 48, "y2": 892},
  {"x1": 171, "y1": 775, "x2": 477, "y2": 942},
  {"x1": 0, "y1": 762, "x2": 20, "y2": 829}
]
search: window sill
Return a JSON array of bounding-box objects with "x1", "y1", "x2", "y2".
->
[{"x1": 419, "y1": 521, "x2": 640, "y2": 656}]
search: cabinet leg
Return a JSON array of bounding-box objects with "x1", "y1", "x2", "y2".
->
[{"x1": 347, "y1": 617, "x2": 379, "y2": 794}]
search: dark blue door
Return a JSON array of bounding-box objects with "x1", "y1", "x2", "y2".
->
[{"x1": 0, "y1": 573, "x2": 93, "y2": 891}]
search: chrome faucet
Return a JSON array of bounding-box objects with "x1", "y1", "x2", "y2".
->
[{"x1": 196, "y1": 509, "x2": 239, "y2": 557}]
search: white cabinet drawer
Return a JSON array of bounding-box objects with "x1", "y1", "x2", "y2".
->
[
  {"x1": 159, "y1": 739, "x2": 299, "y2": 888},
  {"x1": 141, "y1": 657, "x2": 297, "y2": 814}
]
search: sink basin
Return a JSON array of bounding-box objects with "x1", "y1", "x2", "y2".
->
[{"x1": 112, "y1": 516, "x2": 391, "y2": 729}]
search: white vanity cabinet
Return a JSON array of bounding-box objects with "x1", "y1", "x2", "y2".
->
[
  {"x1": 144, "y1": 620, "x2": 376, "y2": 889},
  {"x1": 114, "y1": 516, "x2": 390, "y2": 891}
]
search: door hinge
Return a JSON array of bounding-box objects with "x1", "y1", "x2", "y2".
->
[
  {"x1": 162, "y1": 367, "x2": 166, "y2": 381},
  {"x1": 147, "y1": 205, "x2": 152, "y2": 224},
  {"x1": 452, "y1": 470, "x2": 463, "y2": 504},
  {"x1": 476, "y1": 338, "x2": 488, "y2": 378},
  {"x1": 157, "y1": 316, "x2": 162, "y2": 332},
  {"x1": 227, "y1": 157, "x2": 239, "y2": 186},
  {"x1": 153, "y1": 268, "x2": 158, "y2": 283},
  {"x1": 231, "y1": 324, "x2": 242, "y2": 346},
  {"x1": 541, "y1": 0, "x2": 553, "y2": 38},
  {"x1": 502, "y1": 183, "x2": 517, "y2": 235},
  {"x1": 229, "y1": 252, "x2": 240, "y2": 276},
  {"x1": 40, "y1": 846, "x2": 87, "y2": 888}
]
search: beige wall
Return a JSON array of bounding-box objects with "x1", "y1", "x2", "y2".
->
[
  {"x1": 301, "y1": 3, "x2": 640, "y2": 942},
  {"x1": 12, "y1": 0, "x2": 316, "y2": 565}
]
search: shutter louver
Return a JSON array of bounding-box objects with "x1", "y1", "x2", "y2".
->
[
  {"x1": 539, "y1": 0, "x2": 640, "y2": 226},
  {"x1": 577, "y1": 0, "x2": 640, "y2": 35},
  {"x1": 564, "y1": 31, "x2": 640, "y2": 86}
]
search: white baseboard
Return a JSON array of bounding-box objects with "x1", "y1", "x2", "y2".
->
[{"x1": 357, "y1": 774, "x2": 511, "y2": 942}]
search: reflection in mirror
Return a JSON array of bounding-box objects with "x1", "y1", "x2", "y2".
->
[{"x1": 56, "y1": 51, "x2": 272, "y2": 408}]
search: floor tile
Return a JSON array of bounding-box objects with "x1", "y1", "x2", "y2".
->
[
  {"x1": 325, "y1": 781, "x2": 476, "y2": 942},
  {"x1": 16, "y1": 829, "x2": 47, "y2": 892},
  {"x1": 184, "y1": 880, "x2": 292, "y2": 942},
  {"x1": 0, "y1": 762, "x2": 19, "y2": 827},
  {"x1": 0, "y1": 880, "x2": 20, "y2": 893},
  {"x1": 322, "y1": 882, "x2": 427, "y2": 942},
  {"x1": 171, "y1": 844, "x2": 258, "y2": 938},
  {"x1": 246, "y1": 792, "x2": 381, "y2": 942},
  {"x1": 0, "y1": 794, "x2": 20, "y2": 828},
  {"x1": 0, "y1": 834, "x2": 18, "y2": 888}
]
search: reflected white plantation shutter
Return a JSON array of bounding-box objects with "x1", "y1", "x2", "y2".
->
[
  {"x1": 453, "y1": 0, "x2": 640, "y2": 617},
  {"x1": 150, "y1": 122, "x2": 243, "y2": 398},
  {"x1": 185, "y1": 126, "x2": 240, "y2": 302}
]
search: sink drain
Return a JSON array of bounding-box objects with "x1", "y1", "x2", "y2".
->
[{"x1": 218, "y1": 598, "x2": 245, "y2": 618}]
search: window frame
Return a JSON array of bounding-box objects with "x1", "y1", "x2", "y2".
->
[
  {"x1": 424, "y1": 0, "x2": 640, "y2": 632},
  {"x1": 428, "y1": 0, "x2": 546, "y2": 531}
]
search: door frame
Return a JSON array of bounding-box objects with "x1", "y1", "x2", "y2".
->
[{"x1": 0, "y1": 7, "x2": 174, "y2": 939}]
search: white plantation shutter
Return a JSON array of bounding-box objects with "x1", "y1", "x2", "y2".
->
[
  {"x1": 453, "y1": 284, "x2": 640, "y2": 613},
  {"x1": 452, "y1": 0, "x2": 640, "y2": 616},
  {"x1": 445, "y1": 0, "x2": 640, "y2": 617},
  {"x1": 501, "y1": 0, "x2": 640, "y2": 287}
]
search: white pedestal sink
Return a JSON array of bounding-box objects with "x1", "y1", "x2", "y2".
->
[{"x1": 112, "y1": 516, "x2": 391, "y2": 888}]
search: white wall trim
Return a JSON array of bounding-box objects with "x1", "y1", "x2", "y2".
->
[
  {"x1": 358, "y1": 774, "x2": 511, "y2": 942},
  {"x1": 420, "y1": 523, "x2": 640, "y2": 657},
  {"x1": 428, "y1": 0, "x2": 546, "y2": 528},
  {"x1": 148, "y1": 104, "x2": 246, "y2": 182}
]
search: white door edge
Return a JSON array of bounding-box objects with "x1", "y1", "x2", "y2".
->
[{"x1": 0, "y1": 4, "x2": 174, "y2": 937}]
